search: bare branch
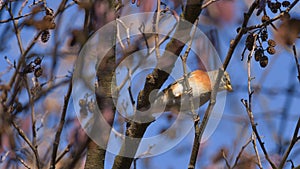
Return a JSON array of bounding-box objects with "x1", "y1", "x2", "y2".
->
[
  {"x1": 252, "y1": 132, "x2": 263, "y2": 169},
  {"x1": 246, "y1": 0, "x2": 300, "y2": 31},
  {"x1": 222, "y1": 150, "x2": 231, "y2": 169},
  {"x1": 240, "y1": 33, "x2": 277, "y2": 169},
  {"x1": 50, "y1": 76, "x2": 73, "y2": 169},
  {"x1": 278, "y1": 117, "x2": 300, "y2": 169},
  {"x1": 292, "y1": 45, "x2": 300, "y2": 82},
  {"x1": 232, "y1": 137, "x2": 252, "y2": 169},
  {"x1": 0, "y1": 12, "x2": 33, "y2": 23},
  {"x1": 154, "y1": 0, "x2": 161, "y2": 59},
  {"x1": 11, "y1": 121, "x2": 40, "y2": 168},
  {"x1": 55, "y1": 143, "x2": 73, "y2": 164},
  {"x1": 24, "y1": 77, "x2": 41, "y2": 169},
  {"x1": 16, "y1": 156, "x2": 31, "y2": 169},
  {"x1": 201, "y1": 0, "x2": 219, "y2": 9},
  {"x1": 223, "y1": 0, "x2": 259, "y2": 70}
]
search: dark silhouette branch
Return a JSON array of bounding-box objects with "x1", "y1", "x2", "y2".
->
[
  {"x1": 223, "y1": 0, "x2": 259, "y2": 70},
  {"x1": 292, "y1": 44, "x2": 300, "y2": 82},
  {"x1": 278, "y1": 117, "x2": 300, "y2": 169},
  {"x1": 50, "y1": 76, "x2": 73, "y2": 169}
]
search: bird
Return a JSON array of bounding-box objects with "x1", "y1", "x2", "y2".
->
[{"x1": 148, "y1": 70, "x2": 232, "y2": 114}]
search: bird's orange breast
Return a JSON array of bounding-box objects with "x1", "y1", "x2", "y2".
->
[{"x1": 168, "y1": 70, "x2": 212, "y2": 98}]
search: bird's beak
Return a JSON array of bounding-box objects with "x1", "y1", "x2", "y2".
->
[{"x1": 225, "y1": 84, "x2": 233, "y2": 92}]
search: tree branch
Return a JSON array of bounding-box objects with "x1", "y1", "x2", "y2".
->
[
  {"x1": 292, "y1": 44, "x2": 300, "y2": 82},
  {"x1": 223, "y1": 0, "x2": 259, "y2": 70},
  {"x1": 278, "y1": 117, "x2": 300, "y2": 169},
  {"x1": 50, "y1": 76, "x2": 73, "y2": 169},
  {"x1": 112, "y1": 1, "x2": 205, "y2": 169}
]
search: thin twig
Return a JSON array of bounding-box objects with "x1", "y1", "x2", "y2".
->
[
  {"x1": 252, "y1": 132, "x2": 263, "y2": 169},
  {"x1": 232, "y1": 137, "x2": 252, "y2": 169},
  {"x1": 8, "y1": 3, "x2": 24, "y2": 55},
  {"x1": 116, "y1": 19, "x2": 126, "y2": 51},
  {"x1": 116, "y1": 18, "x2": 130, "y2": 46},
  {"x1": 55, "y1": 143, "x2": 72, "y2": 164},
  {"x1": 247, "y1": 34, "x2": 263, "y2": 169},
  {"x1": 240, "y1": 32, "x2": 277, "y2": 169},
  {"x1": 138, "y1": 23, "x2": 150, "y2": 55},
  {"x1": 187, "y1": 18, "x2": 220, "y2": 167},
  {"x1": 0, "y1": 12, "x2": 33, "y2": 23},
  {"x1": 50, "y1": 76, "x2": 73, "y2": 169},
  {"x1": 148, "y1": 20, "x2": 178, "y2": 54},
  {"x1": 18, "y1": 0, "x2": 29, "y2": 16},
  {"x1": 201, "y1": 0, "x2": 219, "y2": 9},
  {"x1": 180, "y1": 19, "x2": 204, "y2": 169},
  {"x1": 154, "y1": 0, "x2": 161, "y2": 59},
  {"x1": 133, "y1": 145, "x2": 155, "y2": 169},
  {"x1": 11, "y1": 121, "x2": 41, "y2": 168},
  {"x1": 278, "y1": 117, "x2": 300, "y2": 169},
  {"x1": 20, "y1": 79, "x2": 70, "y2": 113},
  {"x1": 24, "y1": 77, "x2": 40, "y2": 169},
  {"x1": 191, "y1": 68, "x2": 223, "y2": 169},
  {"x1": 16, "y1": 156, "x2": 31, "y2": 169},
  {"x1": 245, "y1": 0, "x2": 300, "y2": 31},
  {"x1": 223, "y1": 0, "x2": 259, "y2": 70},
  {"x1": 0, "y1": 151, "x2": 9, "y2": 163},
  {"x1": 181, "y1": 18, "x2": 199, "y2": 119},
  {"x1": 3, "y1": 31, "x2": 43, "y2": 104},
  {"x1": 117, "y1": 19, "x2": 178, "y2": 69},
  {"x1": 292, "y1": 44, "x2": 300, "y2": 82},
  {"x1": 241, "y1": 99, "x2": 277, "y2": 169},
  {"x1": 222, "y1": 150, "x2": 231, "y2": 169},
  {"x1": 12, "y1": 121, "x2": 34, "y2": 150}
]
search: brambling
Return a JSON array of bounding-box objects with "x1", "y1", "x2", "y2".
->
[{"x1": 150, "y1": 70, "x2": 232, "y2": 114}]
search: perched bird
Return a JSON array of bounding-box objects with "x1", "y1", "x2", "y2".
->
[{"x1": 149, "y1": 70, "x2": 232, "y2": 114}]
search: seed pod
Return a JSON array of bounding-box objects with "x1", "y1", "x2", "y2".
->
[
  {"x1": 267, "y1": 1, "x2": 273, "y2": 8},
  {"x1": 255, "y1": 48, "x2": 264, "y2": 61},
  {"x1": 41, "y1": 30, "x2": 50, "y2": 43},
  {"x1": 34, "y1": 67, "x2": 43, "y2": 77},
  {"x1": 282, "y1": 1, "x2": 291, "y2": 7},
  {"x1": 34, "y1": 57, "x2": 42, "y2": 65},
  {"x1": 80, "y1": 107, "x2": 88, "y2": 117},
  {"x1": 261, "y1": 30, "x2": 268, "y2": 41},
  {"x1": 261, "y1": 15, "x2": 270, "y2": 22},
  {"x1": 274, "y1": 2, "x2": 281, "y2": 9},
  {"x1": 271, "y1": 8, "x2": 278, "y2": 13},
  {"x1": 267, "y1": 46, "x2": 276, "y2": 55},
  {"x1": 88, "y1": 101, "x2": 96, "y2": 113},
  {"x1": 79, "y1": 99, "x2": 87, "y2": 107},
  {"x1": 246, "y1": 34, "x2": 255, "y2": 50},
  {"x1": 268, "y1": 39, "x2": 276, "y2": 47},
  {"x1": 24, "y1": 62, "x2": 35, "y2": 73},
  {"x1": 260, "y1": 56, "x2": 269, "y2": 68}
]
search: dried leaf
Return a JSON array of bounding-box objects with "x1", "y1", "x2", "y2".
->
[{"x1": 276, "y1": 18, "x2": 300, "y2": 46}]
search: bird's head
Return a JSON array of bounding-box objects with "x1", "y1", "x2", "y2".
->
[
  {"x1": 207, "y1": 70, "x2": 233, "y2": 92},
  {"x1": 219, "y1": 71, "x2": 233, "y2": 92}
]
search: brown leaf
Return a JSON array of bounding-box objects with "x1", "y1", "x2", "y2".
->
[{"x1": 276, "y1": 18, "x2": 300, "y2": 46}]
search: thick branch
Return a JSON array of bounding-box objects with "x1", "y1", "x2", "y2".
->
[
  {"x1": 112, "y1": 1, "x2": 205, "y2": 169},
  {"x1": 84, "y1": 1, "x2": 116, "y2": 169}
]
